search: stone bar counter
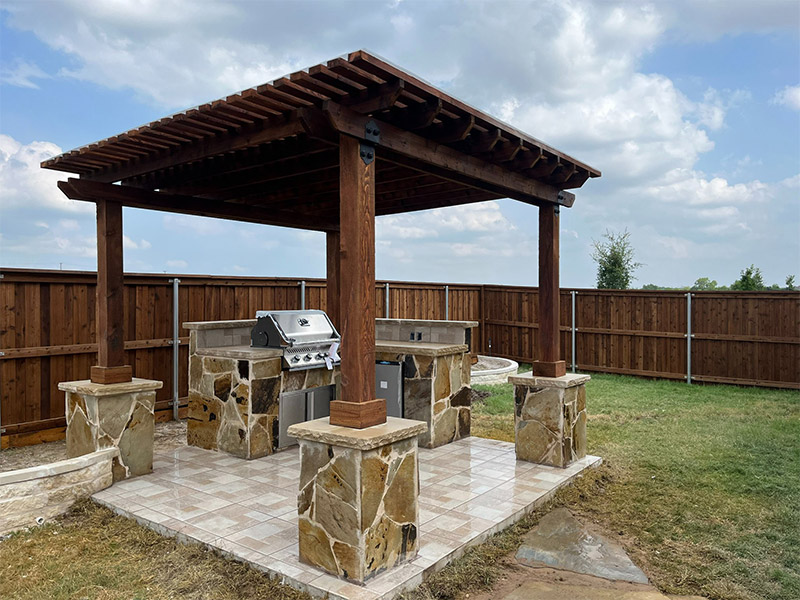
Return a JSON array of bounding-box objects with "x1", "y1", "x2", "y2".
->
[
  {"x1": 185, "y1": 318, "x2": 477, "y2": 458},
  {"x1": 184, "y1": 319, "x2": 339, "y2": 459},
  {"x1": 375, "y1": 318, "x2": 478, "y2": 448}
]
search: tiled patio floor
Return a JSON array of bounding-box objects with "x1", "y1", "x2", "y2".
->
[{"x1": 92, "y1": 438, "x2": 601, "y2": 600}]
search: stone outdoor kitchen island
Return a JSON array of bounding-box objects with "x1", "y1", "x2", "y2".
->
[{"x1": 288, "y1": 417, "x2": 426, "y2": 584}]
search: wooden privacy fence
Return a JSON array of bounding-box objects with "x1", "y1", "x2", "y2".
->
[{"x1": 1, "y1": 268, "x2": 798, "y2": 447}]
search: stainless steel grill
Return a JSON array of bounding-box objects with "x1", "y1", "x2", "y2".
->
[{"x1": 250, "y1": 310, "x2": 340, "y2": 371}]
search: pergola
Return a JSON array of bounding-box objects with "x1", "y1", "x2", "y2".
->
[{"x1": 43, "y1": 50, "x2": 600, "y2": 429}]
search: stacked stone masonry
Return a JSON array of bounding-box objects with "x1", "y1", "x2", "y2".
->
[
  {"x1": 511, "y1": 374, "x2": 589, "y2": 468},
  {"x1": 291, "y1": 419, "x2": 425, "y2": 584},
  {"x1": 188, "y1": 349, "x2": 340, "y2": 459},
  {"x1": 376, "y1": 349, "x2": 471, "y2": 448},
  {"x1": 59, "y1": 378, "x2": 161, "y2": 480},
  {"x1": 0, "y1": 449, "x2": 117, "y2": 535}
]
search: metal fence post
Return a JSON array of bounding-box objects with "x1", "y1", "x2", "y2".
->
[
  {"x1": 299, "y1": 280, "x2": 306, "y2": 310},
  {"x1": 686, "y1": 292, "x2": 692, "y2": 385},
  {"x1": 171, "y1": 278, "x2": 180, "y2": 420},
  {"x1": 445, "y1": 285, "x2": 449, "y2": 320},
  {"x1": 385, "y1": 282, "x2": 390, "y2": 318},
  {"x1": 571, "y1": 290, "x2": 577, "y2": 373}
]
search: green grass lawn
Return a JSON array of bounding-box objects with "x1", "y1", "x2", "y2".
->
[{"x1": 472, "y1": 373, "x2": 800, "y2": 600}]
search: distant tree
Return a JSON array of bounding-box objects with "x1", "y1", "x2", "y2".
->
[
  {"x1": 730, "y1": 265, "x2": 766, "y2": 291},
  {"x1": 642, "y1": 283, "x2": 664, "y2": 290},
  {"x1": 691, "y1": 277, "x2": 719, "y2": 291},
  {"x1": 591, "y1": 229, "x2": 642, "y2": 289},
  {"x1": 786, "y1": 275, "x2": 796, "y2": 291}
]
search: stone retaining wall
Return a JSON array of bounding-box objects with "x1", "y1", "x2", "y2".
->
[{"x1": 0, "y1": 448, "x2": 117, "y2": 535}]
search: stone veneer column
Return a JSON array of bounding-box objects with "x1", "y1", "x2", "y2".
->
[
  {"x1": 509, "y1": 373, "x2": 589, "y2": 468},
  {"x1": 58, "y1": 378, "x2": 162, "y2": 481},
  {"x1": 287, "y1": 417, "x2": 426, "y2": 584}
]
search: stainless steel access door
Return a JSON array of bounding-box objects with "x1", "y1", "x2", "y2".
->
[
  {"x1": 278, "y1": 389, "x2": 306, "y2": 449},
  {"x1": 376, "y1": 361, "x2": 403, "y2": 418},
  {"x1": 307, "y1": 385, "x2": 333, "y2": 420}
]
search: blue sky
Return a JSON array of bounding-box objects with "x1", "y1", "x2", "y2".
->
[{"x1": 1, "y1": 0, "x2": 798, "y2": 288}]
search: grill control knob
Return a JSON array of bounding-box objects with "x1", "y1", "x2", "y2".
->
[
  {"x1": 291, "y1": 355, "x2": 300, "y2": 363},
  {"x1": 315, "y1": 353, "x2": 324, "y2": 359},
  {"x1": 304, "y1": 354, "x2": 312, "y2": 361}
]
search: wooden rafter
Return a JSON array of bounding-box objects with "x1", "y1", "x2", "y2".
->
[{"x1": 57, "y1": 179, "x2": 338, "y2": 232}]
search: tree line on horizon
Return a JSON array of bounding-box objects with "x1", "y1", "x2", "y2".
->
[{"x1": 591, "y1": 230, "x2": 797, "y2": 292}]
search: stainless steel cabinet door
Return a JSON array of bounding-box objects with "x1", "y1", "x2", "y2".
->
[
  {"x1": 307, "y1": 385, "x2": 333, "y2": 420},
  {"x1": 376, "y1": 362, "x2": 403, "y2": 418},
  {"x1": 278, "y1": 389, "x2": 306, "y2": 449}
]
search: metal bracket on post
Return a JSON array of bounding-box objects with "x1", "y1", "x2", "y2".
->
[
  {"x1": 571, "y1": 290, "x2": 577, "y2": 373},
  {"x1": 365, "y1": 120, "x2": 381, "y2": 144},
  {"x1": 686, "y1": 292, "x2": 692, "y2": 384},
  {"x1": 359, "y1": 143, "x2": 375, "y2": 165},
  {"x1": 360, "y1": 120, "x2": 379, "y2": 165},
  {"x1": 170, "y1": 278, "x2": 180, "y2": 420},
  {"x1": 445, "y1": 285, "x2": 450, "y2": 320},
  {"x1": 299, "y1": 280, "x2": 306, "y2": 310},
  {"x1": 384, "y1": 282, "x2": 390, "y2": 318}
]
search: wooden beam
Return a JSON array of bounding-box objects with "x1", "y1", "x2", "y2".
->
[
  {"x1": 92, "y1": 199, "x2": 132, "y2": 384},
  {"x1": 329, "y1": 135, "x2": 386, "y2": 428},
  {"x1": 430, "y1": 115, "x2": 475, "y2": 143},
  {"x1": 464, "y1": 127, "x2": 501, "y2": 153},
  {"x1": 491, "y1": 137, "x2": 523, "y2": 162},
  {"x1": 58, "y1": 179, "x2": 339, "y2": 232},
  {"x1": 320, "y1": 102, "x2": 575, "y2": 207},
  {"x1": 388, "y1": 98, "x2": 442, "y2": 130},
  {"x1": 342, "y1": 79, "x2": 405, "y2": 113},
  {"x1": 326, "y1": 231, "x2": 341, "y2": 331},
  {"x1": 532, "y1": 204, "x2": 566, "y2": 378},
  {"x1": 83, "y1": 117, "x2": 307, "y2": 184}
]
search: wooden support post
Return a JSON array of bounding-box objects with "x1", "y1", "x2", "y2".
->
[
  {"x1": 329, "y1": 135, "x2": 386, "y2": 428},
  {"x1": 326, "y1": 231, "x2": 341, "y2": 331},
  {"x1": 90, "y1": 200, "x2": 132, "y2": 384},
  {"x1": 532, "y1": 203, "x2": 566, "y2": 378}
]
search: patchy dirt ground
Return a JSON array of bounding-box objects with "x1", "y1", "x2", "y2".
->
[{"x1": 0, "y1": 420, "x2": 187, "y2": 473}]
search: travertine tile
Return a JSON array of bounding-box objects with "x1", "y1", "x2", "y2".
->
[{"x1": 94, "y1": 440, "x2": 601, "y2": 600}]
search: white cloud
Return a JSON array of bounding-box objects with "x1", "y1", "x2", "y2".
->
[
  {"x1": 0, "y1": 59, "x2": 50, "y2": 89},
  {"x1": 166, "y1": 259, "x2": 188, "y2": 268},
  {"x1": 0, "y1": 134, "x2": 92, "y2": 214},
  {"x1": 1, "y1": 0, "x2": 797, "y2": 285},
  {"x1": 645, "y1": 170, "x2": 771, "y2": 206},
  {"x1": 123, "y1": 235, "x2": 152, "y2": 250},
  {"x1": 772, "y1": 85, "x2": 800, "y2": 111}
]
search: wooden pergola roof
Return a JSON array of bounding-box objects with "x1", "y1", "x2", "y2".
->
[{"x1": 44, "y1": 50, "x2": 599, "y2": 232}]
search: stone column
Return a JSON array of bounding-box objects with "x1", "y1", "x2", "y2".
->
[
  {"x1": 509, "y1": 373, "x2": 589, "y2": 468},
  {"x1": 287, "y1": 417, "x2": 426, "y2": 584},
  {"x1": 59, "y1": 378, "x2": 162, "y2": 481}
]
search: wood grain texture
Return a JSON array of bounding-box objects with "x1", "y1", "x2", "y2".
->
[
  {"x1": 94, "y1": 200, "x2": 131, "y2": 383},
  {"x1": 533, "y1": 203, "x2": 563, "y2": 376},
  {"x1": 332, "y1": 134, "x2": 384, "y2": 425},
  {"x1": 326, "y1": 231, "x2": 341, "y2": 330},
  {"x1": 1, "y1": 267, "x2": 798, "y2": 445}
]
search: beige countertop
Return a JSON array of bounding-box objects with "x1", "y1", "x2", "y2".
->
[
  {"x1": 377, "y1": 318, "x2": 478, "y2": 328},
  {"x1": 196, "y1": 345, "x2": 282, "y2": 360},
  {"x1": 197, "y1": 341, "x2": 469, "y2": 360},
  {"x1": 375, "y1": 340, "x2": 469, "y2": 356},
  {"x1": 184, "y1": 319, "x2": 256, "y2": 330}
]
